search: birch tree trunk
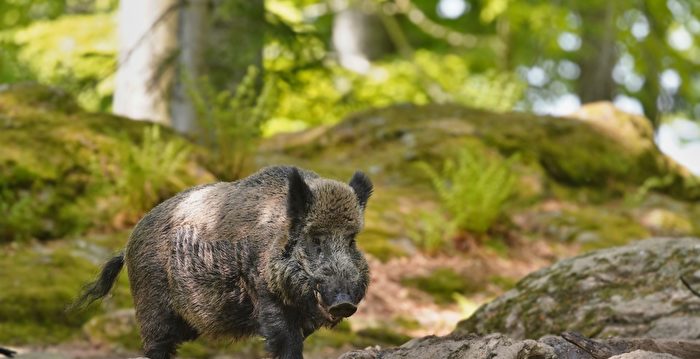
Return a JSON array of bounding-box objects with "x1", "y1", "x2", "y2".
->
[
  {"x1": 113, "y1": 0, "x2": 264, "y2": 134},
  {"x1": 332, "y1": 4, "x2": 393, "y2": 73},
  {"x1": 113, "y1": 0, "x2": 178, "y2": 124}
]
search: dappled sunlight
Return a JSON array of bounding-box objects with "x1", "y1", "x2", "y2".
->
[{"x1": 2, "y1": 0, "x2": 700, "y2": 358}]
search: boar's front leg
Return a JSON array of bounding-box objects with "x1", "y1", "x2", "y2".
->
[{"x1": 259, "y1": 296, "x2": 304, "y2": 359}]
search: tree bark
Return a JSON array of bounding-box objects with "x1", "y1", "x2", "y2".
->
[
  {"x1": 332, "y1": 4, "x2": 393, "y2": 73},
  {"x1": 170, "y1": 0, "x2": 209, "y2": 135},
  {"x1": 577, "y1": 1, "x2": 617, "y2": 104},
  {"x1": 637, "y1": 2, "x2": 664, "y2": 128},
  {"x1": 113, "y1": 0, "x2": 179, "y2": 124},
  {"x1": 114, "y1": 0, "x2": 265, "y2": 135},
  {"x1": 206, "y1": 0, "x2": 265, "y2": 92}
]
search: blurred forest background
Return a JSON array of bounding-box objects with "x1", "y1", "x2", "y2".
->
[{"x1": 1, "y1": 0, "x2": 700, "y2": 358}]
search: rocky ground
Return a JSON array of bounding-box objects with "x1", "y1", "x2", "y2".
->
[{"x1": 2, "y1": 85, "x2": 700, "y2": 358}]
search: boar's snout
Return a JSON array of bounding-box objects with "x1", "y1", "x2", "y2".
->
[{"x1": 328, "y1": 293, "x2": 358, "y2": 318}]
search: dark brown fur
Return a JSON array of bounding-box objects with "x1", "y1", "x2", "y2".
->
[{"x1": 74, "y1": 166, "x2": 372, "y2": 359}]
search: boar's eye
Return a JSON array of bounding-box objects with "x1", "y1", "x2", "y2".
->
[
  {"x1": 349, "y1": 237, "x2": 356, "y2": 247},
  {"x1": 312, "y1": 237, "x2": 322, "y2": 255}
]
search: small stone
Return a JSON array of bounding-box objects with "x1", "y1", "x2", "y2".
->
[{"x1": 608, "y1": 350, "x2": 681, "y2": 359}]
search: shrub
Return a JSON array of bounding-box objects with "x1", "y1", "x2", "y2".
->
[
  {"x1": 188, "y1": 66, "x2": 275, "y2": 181},
  {"x1": 268, "y1": 50, "x2": 526, "y2": 134},
  {"x1": 89, "y1": 125, "x2": 192, "y2": 221},
  {"x1": 418, "y1": 146, "x2": 517, "y2": 234},
  {"x1": 401, "y1": 268, "x2": 480, "y2": 304},
  {"x1": 406, "y1": 209, "x2": 456, "y2": 253},
  {"x1": 6, "y1": 13, "x2": 117, "y2": 111}
]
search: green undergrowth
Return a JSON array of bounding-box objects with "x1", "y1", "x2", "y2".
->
[
  {"x1": 401, "y1": 268, "x2": 482, "y2": 304},
  {"x1": 401, "y1": 268, "x2": 518, "y2": 307},
  {"x1": 3, "y1": 13, "x2": 117, "y2": 111},
  {"x1": 0, "y1": 84, "x2": 212, "y2": 241},
  {"x1": 266, "y1": 103, "x2": 700, "y2": 200},
  {"x1": 0, "y1": 232, "x2": 133, "y2": 344},
  {"x1": 545, "y1": 207, "x2": 650, "y2": 250},
  {"x1": 419, "y1": 145, "x2": 517, "y2": 234}
]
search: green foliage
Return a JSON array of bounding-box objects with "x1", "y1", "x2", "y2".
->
[
  {"x1": 627, "y1": 174, "x2": 675, "y2": 205},
  {"x1": 267, "y1": 51, "x2": 525, "y2": 134},
  {"x1": 0, "y1": 13, "x2": 117, "y2": 111},
  {"x1": 418, "y1": 146, "x2": 517, "y2": 234},
  {"x1": 406, "y1": 209, "x2": 455, "y2": 254},
  {"x1": 189, "y1": 66, "x2": 276, "y2": 180},
  {"x1": 401, "y1": 268, "x2": 480, "y2": 304},
  {"x1": 544, "y1": 206, "x2": 650, "y2": 250},
  {"x1": 0, "y1": 0, "x2": 117, "y2": 30},
  {"x1": 0, "y1": 186, "x2": 83, "y2": 243},
  {"x1": 0, "y1": 244, "x2": 100, "y2": 344},
  {"x1": 0, "y1": 84, "x2": 210, "y2": 240},
  {"x1": 89, "y1": 126, "x2": 193, "y2": 220}
]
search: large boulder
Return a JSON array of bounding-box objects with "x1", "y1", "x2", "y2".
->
[
  {"x1": 456, "y1": 237, "x2": 700, "y2": 340},
  {"x1": 260, "y1": 102, "x2": 699, "y2": 199},
  {"x1": 337, "y1": 332, "x2": 698, "y2": 359},
  {"x1": 259, "y1": 102, "x2": 700, "y2": 257}
]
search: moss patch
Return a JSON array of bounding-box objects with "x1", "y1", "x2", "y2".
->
[
  {"x1": 402, "y1": 268, "x2": 481, "y2": 304},
  {"x1": 0, "y1": 84, "x2": 212, "y2": 241},
  {"x1": 549, "y1": 207, "x2": 650, "y2": 250},
  {"x1": 306, "y1": 321, "x2": 410, "y2": 350},
  {"x1": 262, "y1": 103, "x2": 700, "y2": 200},
  {"x1": 0, "y1": 242, "x2": 124, "y2": 344}
]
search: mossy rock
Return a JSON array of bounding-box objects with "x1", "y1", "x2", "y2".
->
[
  {"x1": 455, "y1": 237, "x2": 700, "y2": 340},
  {"x1": 83, "y1": 309, "x2": 141, "y2": 350},
  {"x1": 0, "y1": 83, "x2": 213, "y2": 242},
  {"x1": 260, "y1": 102, "x2": 700, "y2": 200},
  {"x1": 0, "y1": 236, "x2": 133, "y2": 344},
  {"x1": 256, "y1": 102, "x2": 700, "y2": 258}
]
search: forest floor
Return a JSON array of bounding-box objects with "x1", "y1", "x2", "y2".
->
[{"x1": 7, "y1": 236, "x2": 578, "y2": 359}]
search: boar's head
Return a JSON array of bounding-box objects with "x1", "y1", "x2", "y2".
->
[{"x1": 267, "y1": 168, "x2": 372, "y2": 325}]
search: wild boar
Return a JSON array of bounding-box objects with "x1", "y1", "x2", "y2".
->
[{"x1": 73, "y1": 166, "x2": 372, "y2": 359}]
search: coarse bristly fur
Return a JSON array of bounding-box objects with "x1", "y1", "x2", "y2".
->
[{"x1": 72, "y1": 166, "x2": 373, "y2": 359}]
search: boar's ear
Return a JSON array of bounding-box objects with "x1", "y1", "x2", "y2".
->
[
  {"x1": 349, "y1": 171, "x2": 373, "y2": 210},
  {"x1": 287, "y1": 168, "x2": 313, "y2": 228}
]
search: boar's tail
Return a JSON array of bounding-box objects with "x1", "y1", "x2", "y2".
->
[{"x1": 68, "y1": 252, "x2": 125, "y2": 311}]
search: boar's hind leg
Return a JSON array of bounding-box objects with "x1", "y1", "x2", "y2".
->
[{"x1": 139, "y1": 306, "x2": 198, "y2": 359}]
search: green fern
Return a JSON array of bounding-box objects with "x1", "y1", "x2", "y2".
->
[
  {"x1": 418, "y1": 147, "x2": 517, "y2": 234},
  {"x1": 406, "y1": 209, "x2": 456, "y2": 253},
  {"x1": 89, "y1": 125, "x2": 192, "y2": 218},
  {"x1": 116, "y1": 126, "x2": 191, "y2": 212},
  {"x1": 188, "y1": 66, "x2": 275, "y2": 181}
]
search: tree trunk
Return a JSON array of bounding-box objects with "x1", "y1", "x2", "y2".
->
[
  {"x1": 577, "y1": 1, "x2": 617, "y2": 104},
  {"x1": 332, "y1": 4, "x2": 393, "y2": 73},
  {"x1": 114, "y1": 0, "x2": 264, "y2": 135},
  {"x1": 206, "y1": 0, "x2": 265, "y2": 92},
  {"x1": 638, "y1": 2, "x2": 663, "y2": 128},
  {"x1": 170, "y1": 0, "x2": 209, "y2": 135},
  {"x1": 113, "y1": 0, "x2": 179, "y2": 124}
]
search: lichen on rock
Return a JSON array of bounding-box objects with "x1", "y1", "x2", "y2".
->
[{"x1": 455, "y1": 237, "x2": 700, "y2": 340}]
